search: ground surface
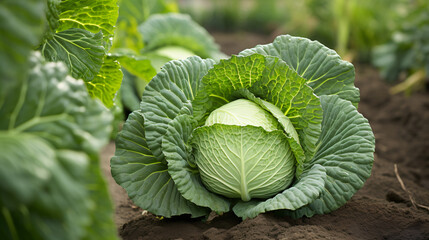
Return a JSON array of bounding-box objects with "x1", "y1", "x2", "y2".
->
[{"x1": 100, "y1": 32, "x2": 429, "y2": 240}]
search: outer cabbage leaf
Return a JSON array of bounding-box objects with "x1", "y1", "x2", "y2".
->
[
  {"x1": 192, "y1": 54, "x2": 322, "y2": 163},
  {"x1": 286, "y1": 95, "x2": 375, "y2": 218},
  {"x1": 139, "y1": 13, "x2": 223, "y2": 59},
  {"x1": 239, "y1": 35, "x2": 359, "y2": 106},
  {"x1": 0, "y1": 0, "x2": 45, "y2": 82},
  {"x1": 57, "y1": 0, "x2": 119, "y2": 44},
  {"x1": 40, "y1": 0, "x2": 122, "y2": 108},
  {"x1": 141, "y1": 56, "x2": 215, "y2": 162},
  {"x1": 232, "y1": 164, "x2": 327, "y2": 219},
  {"x1": 111, "y1": 111, "x2": 209, "y2": 217},
  {"x1": 41, "y1": 28, "x2": 105, "y2": 82},
  {"x1": 113, "y1": 56, "x2": 216, "y2": 217},
  {"x1": 0, "y1": 53, "x2": 116, "y2": 239},
  {"x1": 162, "y1": 115, "x2": 230, "y2": 213},
  {"x1": 85, "y1": 55, "x2": 123, "y2": 108}
]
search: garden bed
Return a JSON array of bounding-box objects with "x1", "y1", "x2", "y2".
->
[{"x1": 101, "y1": 32, "x2": 429, "y2": 240}]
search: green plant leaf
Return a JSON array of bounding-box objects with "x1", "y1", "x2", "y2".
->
[
  {"x1": 85, "y1": 55, "x2": 123, "y2": 108},
  {"x1": 44, "y1": 0, "x2": 61, "y2": 39},
  {"x1": 120, "y1": 69, "x2": 142, "y2": 111},
  {"x1": 191, "y1": 124, "x2": 296, "y2": 202},
  {"x1": 139, "y1": 13, "x2": 222, "y2": 59},
  {"x1": 57, "y1": 0, "x2": 119, "y2": 44},
  {"x1": 41, "y1": 28, "x2": 105, "y2": 82},
  {"x1": 141, "y1": 56, "x2": 215, "y2": 162},
  {"x1": 0, "y1": 135, "x2": 90, "y2": 240},
  {"x1": 0, "y1": 53, "x2": 116, "y2": 239},
  {"x1": 82, "y1": 154, "x2": 118, "y2": 240},
  {"x1": 236, "y1": 90, "x2": 306, "y2": 177},
  {"x1": 116, "y1": 54, "x2": 157, "y2": 83},
  {"x1": 239, "y1": 35, "x2": 359, "y2": 106},
  {"x1": 1, "y1": 53, "x2": 112, "y2": 153},
  {"x1": 0, "y1": 0, "x2": 45, "y2": 82},
  {"x1": 286, "y1": 95, "x2": 375, "y2": 218},
  {"x1": 193, "y1": 54, "x2": 322, "y2": 163},
  {"x1": 232, "y1": 164, "x2": 327, "y2": 219},
  {"x1": 111, "y1": 110, "x2": 209, "y2": 217},
  {"x1": 0, "y1": 134, "x2": 59, "y2": 208},
  {"x1": 162, "y1": 115, "x2": 230, "y2": 213}
]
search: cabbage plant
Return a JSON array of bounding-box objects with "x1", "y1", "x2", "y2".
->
[{"x1": 111, "y1": 35, "x2": 375, "y2": 219}]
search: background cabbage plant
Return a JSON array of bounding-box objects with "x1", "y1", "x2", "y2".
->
[{"x1": 111, "y1": 35, "x2": 375, "y2": 219}]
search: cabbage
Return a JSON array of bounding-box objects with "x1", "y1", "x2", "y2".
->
[{"x1": 111, "y1": 35, "x2": 375, "y2": 219}]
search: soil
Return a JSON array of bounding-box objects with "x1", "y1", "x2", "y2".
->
[{"x1": 100, "y1": 32, "x2": 429, "y2": 240}]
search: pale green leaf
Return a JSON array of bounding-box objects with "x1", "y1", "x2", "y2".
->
[
  {"x1": 191, "y1": 124, "x2": 295, "y2": 202},
  {"x1": 139, "y1": 13, "x2": 222, "y2": 59},
  {"x1": 236, "y1": 89, "x2": 306, "y2": 177},
  {"x1": 162, "y1": 115, "x2": 230, "y2": 213},
  {"x1": 232, "y1": 164, "x2": 327, "y2": 219}
]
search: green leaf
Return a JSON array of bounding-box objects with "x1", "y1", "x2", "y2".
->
[
  {"x1": 239, "y1": 35, "x2": 359, "y2": 106},
  {"x1": 120, "y1": 69, "x2": 142, "y2": 111},
  {"x1": 111, "y1": 111, "x2": 208, "y2": 218},
  {"x1": 0, "y1": 53, "x2": 117, "y2": 239},
  {"x1": 0, "y1": 134, "x2": 91, "y2": 240},
  {"x1": 162, "y1": 115, "x2": 230, "y2": 213},
  {"x1": 0, "y1": 0, "x2": 45, "y2": 82},
  {"x1": 193, "y1": 54, "x2": 322, "y2": 162},
  {"x1": 139, "y1": 13, "x2": 222, "y2": 59},
  {"x1": 237, "y1": 90, "x2": 305, "y2": 177},
  {"x1": 1, "y1": 53, "x2": 112, "y2": 153},
  {"x1": 57, "y1": 0, "x2": 119, "y2": 44},
  {"x1": 191, "y1": 124, "x2": 296, "y2": 202},
  {"x1": 232, "y1": 164, "x2": 327, "y2": 219},
  {"x1": 85, "y1": 55, "x2": 123, "y2": 108},
  {"x1": 287, "y1": 95, "x2": 375, "y2": 218},
  {"x1": 41, "y1": 28, "x2": 105, "y2": 82},
  {"x1": 0, "y1": 134, "x2": 58, "y2": 208},
  {"x1": 44, "y1": 0, "x2": 61, "y2": 39},
  {"x1": 141, "y1": 56, "x2": 215, "y2": 162},
  {"x1": 116, "y1": 54, "x2": 157, "y2": 83},
  {"x1": 82, "y1": 154, "x2": 118, "y2": 240},
  {"x1": 118, "y1": 0, "x2": 178, "y2": 25}
]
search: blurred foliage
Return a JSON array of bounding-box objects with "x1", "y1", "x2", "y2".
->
[
  {"x1": 113, "y1": 0, "x2": 179, "y2": 51},
  {"x1": 372, "y1": 0, "x2": 429, "y2": 93},
  {"x1": 180, "y1": 0, "x2": 411, "y2": 61}
]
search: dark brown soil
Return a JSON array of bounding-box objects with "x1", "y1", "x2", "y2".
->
[{"x1": 100, "y1": 32, "x2": 429, "y2": 240}]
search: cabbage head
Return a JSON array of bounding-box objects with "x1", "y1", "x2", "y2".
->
[{"x1": 111, "y1": 35, "x2": 375, "y2": 219}]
